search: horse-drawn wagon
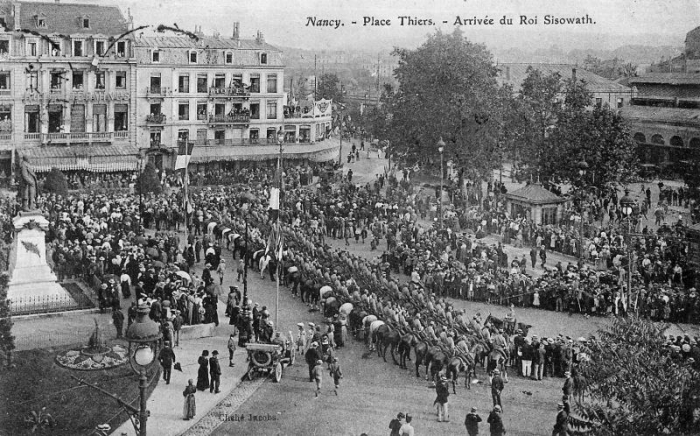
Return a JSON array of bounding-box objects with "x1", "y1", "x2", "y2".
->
[{"x1": 244, "y1": 343, "x2": 296, "y2": 382}]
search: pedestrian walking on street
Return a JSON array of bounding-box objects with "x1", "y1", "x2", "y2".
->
[
  {"x1": 465, "y1": 407, "x2": 482, "y2": 436},
  {"x1": 182, "y1": 379, "x2": 196, "y2": 420},
  {"x1": 112, "y1": 307, "x2": 124, "y2": 338},
  {"x1": 209, "y1": 350, "x2": 222, "y2": 393},
  {"x1": 530, "y1": 246, "x2": 538, "y2": 269},
  {"x1": 313, "y1": 359, "x2": 323, "y2": 397},
  {"x1": 196, "y1": 350, "x2": 209, "y2": 391},
  {"x1": 389, "y1": 412, "x2": 405, "y2": 436},
  {"x1": 552, "y1": 402, "x2": 569, "y2": 436},
  {"x1": 399, "y1": 414, "x2": 415, "y2": 436},
  {"x1": 328, "y1": 356, "x2": 343, "y2": 396},
  {"x1": 305, "y1": 342, "x2": 322, "y2": 382},
  {"x1": 563, "y1": 370, "x2": 574, "y2": 403},
  {"x1": 158, "y1": 341, "x2": 176, "y2": 384},
  {"x1": 434, "y1": 374, "x2": 450, "y2": 422},
  {"x1": 217, "y1": 259, "x2": 226, "y2": 285},
  {"x1": 228, "y1": 333, "x2": 236, "y2": 367},
  {"x1": 491, "y1": 369, "x2": 504, "y2": 409},
  {"x1": 487, "y1": 406, "x2": 505, "y2": 436}
]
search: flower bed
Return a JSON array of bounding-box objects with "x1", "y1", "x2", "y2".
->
[{"x1": 55, "y1": 344, "x2": 128, "y2": 370}]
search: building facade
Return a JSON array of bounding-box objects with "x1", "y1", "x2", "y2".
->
[
  {"x1": 623, "y1": 74, "x2": 700, "y2": 166},
  {"x1": 134, "y1": 29, "x2": 333, "y2": 171},
  {"x1": 0, "y1": 1, "x2": 138, "y2": 175}
]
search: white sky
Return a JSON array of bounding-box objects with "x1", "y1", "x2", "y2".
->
[{"x1": 51, "y1": 0, "x2": 700, "y2": 51}]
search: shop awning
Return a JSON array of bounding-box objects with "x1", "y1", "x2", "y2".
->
[
  {"x1": 189, "y1": 141, "x2": 340, "y2": 163},
  {"x1": 20, "y1": 144, "x2": 140, "y2": 172}
]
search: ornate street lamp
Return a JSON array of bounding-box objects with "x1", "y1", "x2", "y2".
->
[
  {"x1": 437, "y1": 137, "x2": 445, "y2": 228},
  {"x1": 620, "y1": 189, "x2": 635, "y2": 313},
  {"x1": 125, "y1": 304, "x2": 162, "y2": 436},
  {"x1": 577, "y1": 160, "x2": 588, "y2": 260}
]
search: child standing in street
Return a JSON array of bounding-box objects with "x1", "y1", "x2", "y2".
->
[
  {"x1": 328, "y1": 357, "x2": 343, "y2": 396},
  {"x1": 217, "y1": 259, "x2": 226, "y2": 285},
  {"x1": 313, "y1": 359, "x2": 323, "y2": 397},
  {"x1": 227, "y1": 333, "x2": 236, "y2": 367}
]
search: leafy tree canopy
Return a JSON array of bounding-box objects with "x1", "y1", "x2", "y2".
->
[
  {"x1": 317, "y1": 73, "x2": 344, "y2": 103},
  {"x1": 137, "y1": 162, "x2": 162, "y2": 195},
  {"x1": 42, "y1": 168, "x2": 69, "y2": 197},
  {"x1": 388, "y1": 29, "x2": 505, "y2": 179},
  {"x1": 576, "y1": 316, "x2": 700, "y2": 436},
  {"x1": 583, "y1": 55, "x2": 638, "y2": 80}
]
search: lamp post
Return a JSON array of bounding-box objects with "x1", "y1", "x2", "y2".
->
[
  {"x1": 138, "y1": 154, "x2": 144, "y2": 231},
  {"x1": 620, "y1": 189, "x2": 635, "y2": 313},
  {"x1": 577, "y1": 160, "x2": 589, "y2": 260},
  {"x1": 437, "y1": 137, "x2": 445, "y2": 228},
  {"x1": 125, "y1": 304, "x2": 162, "y2": 436}
]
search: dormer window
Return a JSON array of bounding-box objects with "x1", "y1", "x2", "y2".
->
[
  {"x1": 225, "y1": 51, "x2": 233, "y2": 64},
  {"x1": 82, "y1": 18, "x2": 90, "y2": 29},
  {"x1": 151, "y1": 49, "x2": 160, "y2": 63},
  {"x1": 116, "y1": 41, "x2": 126, "y2": 57},
  {"x1": 35, "y1": 14, "x2": 47, "y2": 28},
  {"x1": 73, "y1": 40, "x2": 84, "y2": 57},
  {"x1": 260, "y1": 52, "x2": 267, "y2": 64},
  {"x1": 189, "y1": 50, "x2": 198, "y2": 64}
]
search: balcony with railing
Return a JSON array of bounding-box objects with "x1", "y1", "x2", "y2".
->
[
  {"x1": 146, "y1": 86, "x2": 170, "y2": 97},
  {"x1": 41, "y1": 131, "x2": 130, "y2": 144},
  {"x1": 145, "y1": 113, "x2": 167, "y2": 125},
  {"x1": 208, "y1": 86, "x2": 250, "y2": 98},
  {"x1": 0, "y1": 132, "x2": 11, "y2": 141},
  {"x1": 208, "y1": 113, "x2": 250, "y2": 125}
]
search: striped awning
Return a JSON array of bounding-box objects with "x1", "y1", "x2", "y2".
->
[
  {"x1": 20, "y1": 145, "x2": 139, "y2": 173},
  {"x1": 189, "y1": 141, "x2": 340, "y2": 163}
]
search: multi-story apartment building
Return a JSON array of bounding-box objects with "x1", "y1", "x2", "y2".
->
[
  {"x1": 0, "y1": 1, "x2": 137, "y2": 175},
  {"x1": 134, "y1": 28, "x2": 333, "y2": 171}
]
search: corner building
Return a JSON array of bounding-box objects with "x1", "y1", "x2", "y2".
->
[
  {"x1": 0, "y1": 1, "x2": 138, "y2": 175},
  {"x1": 136, "y1": 30, "x2": 299, "y2": 171}
]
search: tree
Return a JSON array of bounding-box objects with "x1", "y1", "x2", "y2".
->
[
  {"x1": 515, "y1": 68, "x2": 638, "y2": 190},
  {"x1": 575, "y1": 316, "x2": 700, "y2": 435},
  {"x1": 136, "y1": 162, "x2": 162, "y2": 195},
  {"x1": 42, "y1": 168, "x2": 69, "y2": 197},
  {"x1": 317, "y1": 73, "x2": 344, "y2": 103},
  {"x1": 0, "y1": 272, "x2": 15, "y2": 369},
  {"x1": 388, "y1": 29, "x2": 505, "y2": 178},
  {"x1": 583, "y1": 55, "x2": 638, "y2": 80}
]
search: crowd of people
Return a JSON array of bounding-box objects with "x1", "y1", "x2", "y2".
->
[{"x1": 4, "y1": 147, "x2": 700, "y2": 433}]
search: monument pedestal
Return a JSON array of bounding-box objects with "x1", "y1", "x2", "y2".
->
[{"x1": 7, "y1": 212, "x2": 74, "y2": 306}]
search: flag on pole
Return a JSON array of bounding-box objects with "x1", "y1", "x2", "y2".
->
[
  {"x1": 268, "y1": 158, "x2": 283, "y2": 211},
  {"x1": 175, "y1": 141, "x2": 195, "y2": 170},
  {"x1": 265, "y1": 222, "x2": 282, "y2": 259}
]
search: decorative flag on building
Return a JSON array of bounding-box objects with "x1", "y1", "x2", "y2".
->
[{"x1": 174, "y1": 141, "x2": 195, "y2": 170}]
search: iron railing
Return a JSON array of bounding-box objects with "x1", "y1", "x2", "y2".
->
[{"x1": 9, "y1": 293, "x2": 94, "y2": 316}]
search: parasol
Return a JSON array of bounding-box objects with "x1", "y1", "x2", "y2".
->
[
  {"x1": 152, "y1": 260, "x2": 165, "y2": 269},
  {"x1": 175, "y1": 271, "x2": 191, "y2": 281},
  {"x1": 146, "y1": 247, "x2": 159, "y2": 259},
  {"x1": 340, "y1": 302, "x2": 353, "y2": 315},
  {"x1": 320, "y1": 285, "x2": 333, "y2": 298}
]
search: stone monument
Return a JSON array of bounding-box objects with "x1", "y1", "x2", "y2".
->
[{"x1": 7, "y1": 159, "x2": 73, "y2": 306}]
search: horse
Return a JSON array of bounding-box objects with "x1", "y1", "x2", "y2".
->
[
  {"x1": 375, "y1": 325, "x2": 410, "y2": 366},
  {"x1": 348, "y1": 309, "x2": 367, "y2": 339},
  {"x1": 445, "y1": 341, "x2": 489, "y2": 393},
  {"x1": 424, "y1": 346, "x2": 449, "y2": 384},
  {"x1": 362, "y1": 315, "x2": 378, "y2": 348},
  {"x1": 368, "y1": 320, "x2": 385, "y2": 352},
  {"x1": 397, "y1": 333, "x2": 414, "y2": 369},
  {"x1": 411, "y1": 337, "x2": 431, "y2": 378}
]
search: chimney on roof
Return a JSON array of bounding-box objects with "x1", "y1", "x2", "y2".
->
[
  {"x1": 505, "y1": 66, "x2": 511, "y2": 81},
  {"x1": 572, "y1": 68, "x2": 577, "y2": 84},
  {"x1": 256, "y1": 30, "x2": 264, "y2": 44},
  {"x1": 13, "y1": 2, "x2": 20, "y2": 31},
  {"x1": 232, "y1": 22, "x2": 240, "y2": 40},
  {"x1": 55, "y1": 0, "x2": 60, "y2": 3}
]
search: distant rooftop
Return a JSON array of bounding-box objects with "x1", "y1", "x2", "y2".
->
[
  {"x1": 15, "y1": 1, "x2": 128, "y2": 36},
  {"x1": 629, "y1": 73, "x2": 700, "y2": 85},
  {"x1": 136, "y1": 36, "x2": 281, "y2": 52},
  {"x1": 497, "y1": 63, "x2": 631, "y2": 93}
]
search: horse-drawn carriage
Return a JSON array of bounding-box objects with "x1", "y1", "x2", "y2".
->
[{"x1": 244, "y1": 343, "x2": 296, "y2": 382}]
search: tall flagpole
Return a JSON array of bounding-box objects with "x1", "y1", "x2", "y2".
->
[{"x1": 275, "y1": 130, "x2": 283, "y2": 330}]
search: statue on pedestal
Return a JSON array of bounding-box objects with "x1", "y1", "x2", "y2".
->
[{"x1": 19, "y1": 155, "x2": 38, "y2": 212}]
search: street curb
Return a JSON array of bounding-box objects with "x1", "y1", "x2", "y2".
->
[{"x1": 11, "y1": 307, "x2": 102, "y2": 320}]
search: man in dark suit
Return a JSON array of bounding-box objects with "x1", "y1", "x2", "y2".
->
[
  {"x1": 209, "y1": 350, "x2": 222, "y2": 393},
  {"x1": 552, "y1": 403, "x2": 568, "y2": 436},
  {"x1": 305, "y1": 342, "x2": 322, "y2": 382},
  {"x1": 157, "y1": 341, "x2": 176, "y2": 384}
]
